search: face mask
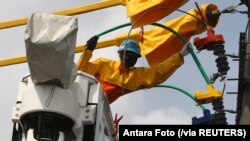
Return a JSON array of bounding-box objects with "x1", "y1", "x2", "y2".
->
[
  {"x1": 125, "y1": 57, "x2": 137, "y2": 68},
  {"x1": 119, "y1": 51, "x2": 139, "y2": 69}
]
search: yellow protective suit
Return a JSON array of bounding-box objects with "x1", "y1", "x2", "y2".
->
[
  {"x1": 77, "y1": 48, "x2": 183, "y2": 103},
  {"x1": 77, "y1": 3, "x2": 219, "y2": 103},
  {"x1": 117, "y1": 4, "x2": 219, "y2": 66}
]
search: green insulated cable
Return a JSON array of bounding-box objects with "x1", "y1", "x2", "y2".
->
[
  {"x1": 156, "y1": 84, "x2": 206, "y2": 110},
  {"x1": 94, "y1": 22, "x2": 211, "y2": 111},
  {"x1": 151, "y1": 23, "x2": 211, "y2": 84},
  {"x1": 96, "y1": 23, "x2": 131, "y2": 37},
  {"x1": 95, "y1": 22, "x2": 211, "y2": 84}
]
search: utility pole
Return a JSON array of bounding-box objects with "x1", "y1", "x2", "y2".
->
[{"x1": 236, "y1": 0, "x2": 250, "y2": 124}]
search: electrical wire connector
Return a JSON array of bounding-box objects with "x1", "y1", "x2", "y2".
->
[
  {"x1": 194, "y1": 28, "x2": 225, "y2": 51},
  {"x1": 221, "y1": 5, "x2": 237, "y2": 13},
  {"x1": 195, "y1": 84, "x2": 223, "y2": 104},
  {"x1": 192, "y1": 109, "x2": 213, "y2": 125},
  {"x1": 220, "y1": 3, "x2": 248, "y2": 14}
]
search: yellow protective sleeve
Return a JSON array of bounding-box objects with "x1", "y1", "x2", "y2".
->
[{"x1": 126, "y1": 0, "x2": 188, "y2": 28}]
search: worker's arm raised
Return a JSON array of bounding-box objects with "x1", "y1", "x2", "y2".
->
[{"x1": 86, "y1": 35, "x2": 99, "y2": 51}]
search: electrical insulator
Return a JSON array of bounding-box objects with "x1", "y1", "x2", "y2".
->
[
  {"x1": 211, "y1": 42, "x2": 230, "y2": 76},
  {"x1": 211, "y1": 100, "x2": 228, "y2": 124},
  {"x1": 194, "y1": 28, "x2": 230, "y2": 82}
]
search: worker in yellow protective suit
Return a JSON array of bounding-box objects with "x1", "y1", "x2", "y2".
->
[{"x1": 77, "y1": 36, "x2": 190, "y2": 104}]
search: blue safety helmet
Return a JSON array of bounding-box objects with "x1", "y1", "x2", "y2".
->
[{"x1": 118, "y1": 39, "x2": 141, "y2": 57}]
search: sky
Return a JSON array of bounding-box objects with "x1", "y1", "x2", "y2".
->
[{"x1": 0, "y1": 0, "x2": 248, "y2": 140}]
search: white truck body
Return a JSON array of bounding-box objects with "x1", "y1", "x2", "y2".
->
[{"x1": 11, "y1": 71, "x2": 117, "y2": 141}]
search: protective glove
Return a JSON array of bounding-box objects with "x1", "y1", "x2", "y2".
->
[
  {"x1": 86, "y1": 35, "x2": 99, "y2": 51},
  {"x1": 180, "y1": 42, "x2": 192, "y2": 57}
]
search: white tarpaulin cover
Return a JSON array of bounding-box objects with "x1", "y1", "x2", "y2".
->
[{"x1": 25, "y1": 13, "x2": 78, "y2": 89}]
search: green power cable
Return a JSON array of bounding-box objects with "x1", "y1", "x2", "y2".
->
[
  {"x1": 96, "y1": 23, "x2": 131, "y2": 37},
  {"x1": 156, "y1": 84, "x2": 206, "y2": 110},
  {"x1": 151, "y1": 23, "x2": 211, "y2": 84},
  {"x1": 95, "y1": 22, "x2": 210, "y2": 111},
  {"x1": 96, "y1": 22, "x2": 211, "y2": 84}
]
